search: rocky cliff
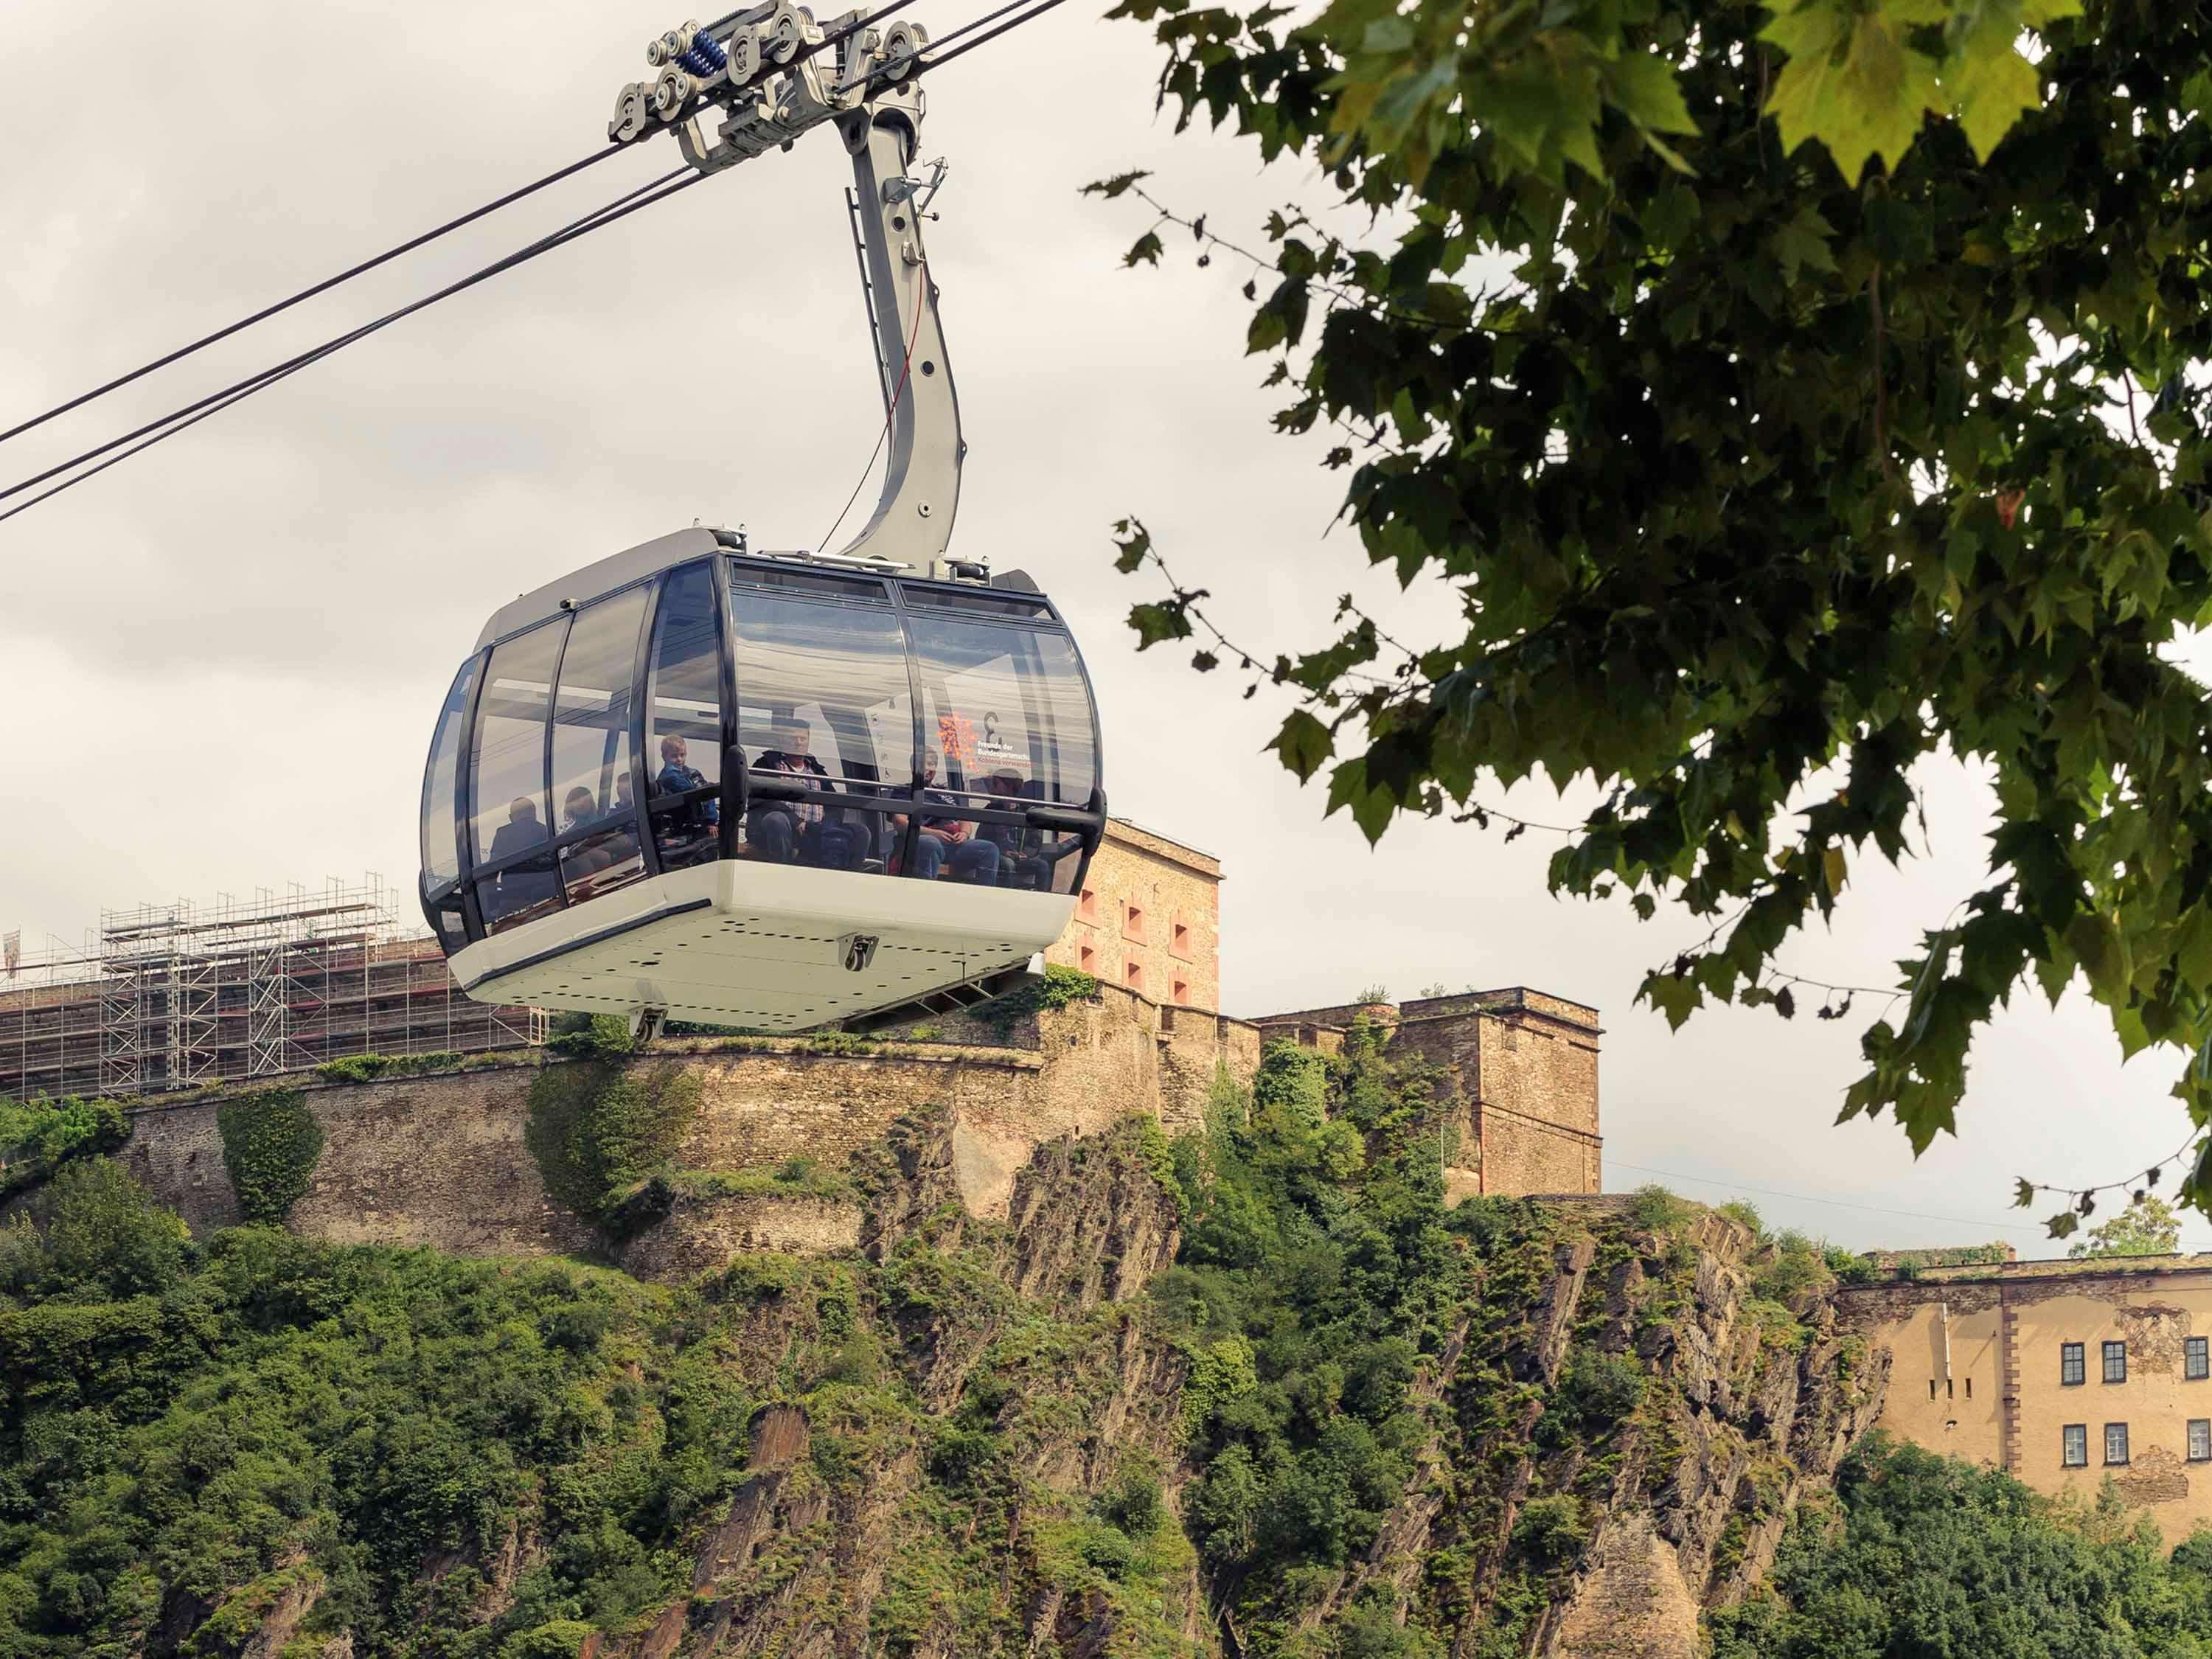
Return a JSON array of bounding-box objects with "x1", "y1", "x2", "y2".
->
[{"x1": 0, "y1": 1048, "x2": 1882, "y2": 1658}]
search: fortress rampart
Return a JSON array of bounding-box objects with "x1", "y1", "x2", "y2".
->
[{"x1": 88, "y1": 975, "x2": 1601, "y2": 1276}]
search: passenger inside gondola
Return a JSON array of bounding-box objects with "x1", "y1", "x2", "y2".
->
[
  {"x1": 560, "y1": 787, "x2": 598, "y2": 835},
  {"x1": 886, "y1": 748, "x2": 998, "y2": 883},
  {"x1": 489, "y1": 796, "x2": 547, "y2": 860},
  {"x1": 655, "y1": 736, "x2": 719, "y2": 825}
]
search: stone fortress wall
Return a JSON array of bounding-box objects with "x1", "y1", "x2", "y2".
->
[{"x1": 80, "y1": 815, "x2": 1604, "y2": 1278}]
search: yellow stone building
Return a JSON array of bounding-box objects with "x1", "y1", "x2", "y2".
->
[{"x1": 1846, "y1": 1255, "x2": 2212, "y2": 1534}]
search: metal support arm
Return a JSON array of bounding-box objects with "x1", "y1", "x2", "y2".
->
[
  {"x1": 832, "y1": 93, "x2": 964, "y2": 568},
  {"x1": 613, "y1": 9, "x2": 966, "y2": 573}
]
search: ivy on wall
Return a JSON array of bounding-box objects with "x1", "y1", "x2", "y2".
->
[
  {"x1": 525, "y1": 1059, "x2": 703, "y2": 1228},
  {"x1": 215, "y1": 1090, "x2": 325, "y2": 1225}
]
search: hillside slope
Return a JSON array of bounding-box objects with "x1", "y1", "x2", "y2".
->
[{"x1": 0, "y1": 1036, "x2": 1884, "y2": 1658}]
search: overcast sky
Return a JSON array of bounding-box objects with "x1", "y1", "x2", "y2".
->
[{"x1": 1, "y1": 0, "x2": 2199, "y2": 1255}]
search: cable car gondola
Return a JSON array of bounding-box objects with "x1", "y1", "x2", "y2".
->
[{"x1": 417, "y1": 35, "x2": 1105, "y2": 1036}]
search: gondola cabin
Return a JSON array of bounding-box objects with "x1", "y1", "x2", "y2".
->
[{"x1": 419, "y1": 528, "x2": 1105, "y2": 1033}]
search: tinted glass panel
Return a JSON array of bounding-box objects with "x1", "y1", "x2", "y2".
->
[
  {"x1": 470, "y1": 620, "x2": 568, "y2": 936},
  {"x1": 728, "y1": 562, "x2": 888, "y2": 602},
  {"x1": 731, "y1": 588, "x2": 910, "y2": 874},
  {"x1": 901, "y1": 584, "x2": 1055, "y2": 621},
  {"x1": 906, "y1": 618, "x2": 1098, "y2": 811},
  {"x1": 552, "y1": 585, "x2": 650, "y2": 904},
  {"x1": 420, "y1": 656, "x2": 478, "y2": 887},
  {"x1": 646, "y1": 563, "x2": 723, "y2": 871}
]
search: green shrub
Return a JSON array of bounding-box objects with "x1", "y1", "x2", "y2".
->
[
  {"x1": 545, "y1": 1012, "x2": 638, "y2": 1060},
  {"x1": 216, "y1": 1089, "x2": 324, "y2": 1224},
  {"x1": 1717, "y1": 1199, "x2": 1763, "y2": 1234},
  {"x1": 35, "y1": 1158, "x2": 189, "y2": 1297},
  {"x1": 0, "y1": 1096, "x2": 129, "y2": 1199},
  {"x1": 1624, "y1": 1183, "x2": 1693, "y2": 1233},
  {"x1": 1510, "y1": 1495, "x2": 1587, "y2": 1565},
  {"x1": 976, "y1": 963, "x2": 1102, "y2": 1027},
  {"x1": 1097, "y1": 1460, "x2": 1166, "y2": 1538},
  {"x1": 1554, "y1": 1349, "x2": 1646, "y2": 1427},
  {"x1": 313, "y1": 1051, "x2": 464, "y2": 1085}
]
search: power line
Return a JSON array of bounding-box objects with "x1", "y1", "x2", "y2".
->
[
  {"x1": 0, "y1": 144, "x2": 639, "y2": 449},
  {"x1": 1606, "y1": 1158, "x2": 2037, "y2": 1235},
  {"x1": 0, "y1": 0, "x2": 1073, "y2": 525},
  {"x1": 0, "y1": 169, "x2": 704, "y2": 527}
]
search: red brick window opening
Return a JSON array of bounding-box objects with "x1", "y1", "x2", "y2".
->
[
  {"x1": 1172, "y1": 978, "x2": 1191, "y2": 1005},
  {"x1": 1124, "y1": 902, "x2": 1146, "y2": 942},
  {"x1": 1079, "y1": 943, "x2": 1096, "y2": 972},
  {"x1": 1170, "y1": 917, "x2": 1192, "y2": 959},
  {"x1": 1077, "y1": 888, "x2": 1099, "y2": 923},
  {"x1": 1124, "y1": 960, "x2": 1146, "y2": 994}
]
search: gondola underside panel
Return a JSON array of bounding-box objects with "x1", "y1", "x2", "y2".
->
[{"x1": 448, "y1": 861, "x2": 1073, "y2": 1030}]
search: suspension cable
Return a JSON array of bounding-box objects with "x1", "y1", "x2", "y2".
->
[
  {"x1": 0, "y1": 143, "x2": 644, "y2": 450},
  {"x1": 832, "y1": 0, "x2": 1029, "y2": 90},
  {"x1": 0, "y1": 170, "x2": 704, "y2": 526},
  {"x1": 907, "y1": 0, "x2": 1072, "y2": 77}
]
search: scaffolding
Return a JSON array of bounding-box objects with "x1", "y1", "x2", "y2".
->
[{"x1": 0, "y1": 876, "x2": 543, "y2": 1102}]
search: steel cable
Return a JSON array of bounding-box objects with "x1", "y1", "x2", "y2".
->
[
  {"x1": 0, "y1": 170, "x2": 704, "y2": 526},
  {"x1": 0, "y1": 143, "x2": 642, "y2": 448}
]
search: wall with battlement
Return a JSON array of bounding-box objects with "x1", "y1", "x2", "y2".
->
[
  {"x1": 79, "y1": 975, "x2": 1594, "y2": 1284},
  {"x1": 92, "y1": 984, "x2": 1265, "y2": 1268}
]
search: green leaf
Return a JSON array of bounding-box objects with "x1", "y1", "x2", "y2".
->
[
  {"x1": 1944, "y1": 30, "x2": 2041, "y2": 161},
  {"x1": 1082, "y1": 170, "x2": 1153, "y2": 199},
  {"x1": 1605, "y1": 50, "x2": 1699, "y2": 137},
  {"x1": 2014, "y1": 1178, "x2": 2036, "y2": 1208},
  {"x1": 1761, "y1": 0, "x2": 1943, "y2": 183},
  {"x1": 1124, "y1": 230, "x2": 1166, "y2": 268},
  {"x1": 1768, "y1": 204, "x2": 1840, "y2": 287},
  {"x1": 1128, "y1": 601, "x2": 1192, "y2": 650},
  {"x1": 1111, "y1": 518, "x2": 1152, "y2": 575},
  {"x1": 1271, "y1": 709, "x2": 1336, "y2": 782}
]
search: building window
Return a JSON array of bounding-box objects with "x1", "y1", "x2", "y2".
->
[
  {"x1": 2193, "y1": 1421, "x2": 2212, "y2": 1463},
  {"x1": 2191, "y1": 1338, "x2": 2209, "y2": 1381},
  {"x1": 2105, "y1": 1422, "x2": 2131, "y2": 1465},
  {"x1": 2062, "y1": 1343, "x2": 2084, "y2": 1385},
  {"x1": 1171, "y1": 917, "x2": 1192, "y2": 959},
  {"x1": 1124, "y1": 902, "x2": 1146, "y2": 942},
  {"x1": 2104, "y1": 1340, "x2": 2129, "y2": 1383},
  {"x1": 1172, "y1": 978, "x2": 1190, "y2": 1006},
  {"x1": 1077, "y1": 888, "x2": 1099, "y2": 923},
  {"x1": 2062, "y1": 1424, "x2": 2088, "y2": 1467},
  {"x1": 1078, "y1": 943, "x2": 1095, "y2": 973},
  {"x1": 1124, "y1": 960, "x2": 1145, "y2": 995}
]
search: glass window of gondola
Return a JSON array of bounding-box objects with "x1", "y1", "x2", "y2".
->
[
  {"x1": 552, "y1": 583, "x2": 652, "y2": 905},
  {"x1": 470, "y1": 617, "x2": 567, "y2": 934},
  {"x1": 905, "y1": 611, "x2": 1097, "y2": 895},
  {"x1": 420, "y1": 655, "x2": 479, "y2": 952},
  {"x1": 727, "y1": 566, "x2": 908, "y2": 875},
  {"x1": 644, "y1": 563, "x2": 723, "y2": 872}
]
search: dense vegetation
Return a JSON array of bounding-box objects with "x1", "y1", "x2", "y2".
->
[
  {"x1": 1156, "y1": 1034, "x2": 1460, "y2": 1646},
  {"x1": 1714, "y1": 1436, "x2": 2212, "y2": 1657}
]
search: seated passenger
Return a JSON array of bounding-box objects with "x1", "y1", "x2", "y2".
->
[
  {"x1": 655, "y1": 735, "x2": 720, "y2": 831},
  {"x1": 487, "y1": 796, "x2": 547, "y2": 861},
  {"x1": 560, "y1": 786, "x2": 598, "y2": 835},
  {"x1": 978, "y1": 768, "x2": 1075, "y2": 891},
  {"x1": 750, "y1": 717, "x2": 864, "y2": 867},
  {"x1": 610, "y1": 772, "x2": 636, "y2": 817},
  {"x1": 487, "y1": 797, "x2": 556, "y2": 911},
  {"x1": 886, "y1": 749, "x2": 998, "y2": 883}
]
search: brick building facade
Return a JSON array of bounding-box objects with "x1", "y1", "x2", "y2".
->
[{"x1": 1046, "y1": 818, "x2": 1222, "y2": 1012}]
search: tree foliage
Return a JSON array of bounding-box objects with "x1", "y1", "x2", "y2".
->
[
  {"x1": 1711, "y1": 1436, "x2": 2212, "y2": 1656},
  {"x1": 2067, "y1": 1192, "x2": 2184, "y2": 1259},
  {"x1": 1102, "y1": 0, "x2": 2212, "y2": 1228}
]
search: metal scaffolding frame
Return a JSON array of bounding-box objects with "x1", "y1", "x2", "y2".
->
[{"x1": 0, "y1": 875, "x2": 543, "y2": 1102}]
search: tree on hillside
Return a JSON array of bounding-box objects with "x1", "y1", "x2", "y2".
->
[
  {"x1": 1096, "y1": 0, "x2": 2212, "y2": 1234},
  {"x1": 2067, "y1": 1193, "x2": 2183, "y2": 1259}
]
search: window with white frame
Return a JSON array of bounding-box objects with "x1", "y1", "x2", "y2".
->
[
  {"x1": 2106, "y1": 1422, "x2": 2131, "y2": 1465},
  {"x1": 2062, "y1": 1424, "x2": 2088, "y2": 1467},
  {"x1": 2191, "y1": 1420, "x2": 2212, "y2": 1463}
]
